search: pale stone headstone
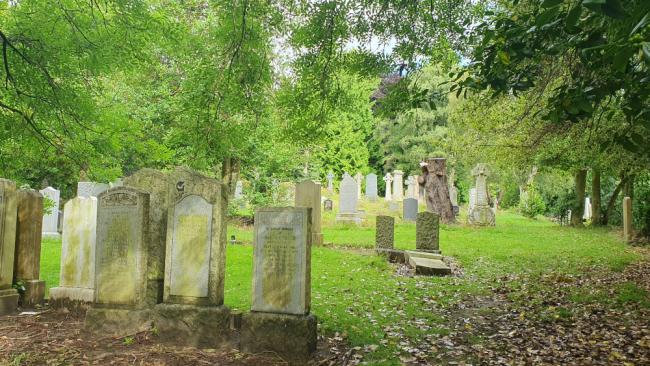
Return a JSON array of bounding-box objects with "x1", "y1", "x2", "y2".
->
[
  {"x1": 413, "y1": 175, "x2": 421, "y2": 202},
  {"x1": 375, "y1": 216, "x2": 394, "y2": 250},
  {"x1": 406, "y1": 176, "x2": 417, "y2": 199},
  {"x1": 583, "y1": 197, "x2": 592, "y2": 220},
  {"x1": 365, "y1": 174, "x2": 378, "y2": 201},
  {"x1": 449, "y1": 186, "x2": 458, "y2": 206},
  {"x1": 295, "y1": 180, "x2": 323, "y2": 247},
  {"x1": 39, "y1": 186, "x2": 60, "y2": 237},
  {"x1": 77, "y1": 182, "x2": 109, "y2": 198},
  {"x1": 355, "y1": 172, "x2": 363, "y2": 198},
  {"x1": 403, "y1": 198, "x2": 418, "y2": 221},
  {"x1": 14, "y1": 189, "x2": 45, "y2": 307},
  {"x1": 0, "y1": 179, "x2": 19, "y2": 315},
  {"x1": 468, "y1": 188, "x2": 477, "y2": 211},
  {"x1": 326, "y1": 171, "x2": 334, "y2": 194},
  {"x1": 234, "y1": 180, "x2": 244, "y2": 199},
  {"x1": 383, "y1": 173, "x2": 393, "y2": 201},
  {"x1": 336, "y1": 173, "x2": 362, "y2": 223},
  {"x1": 393, "y1": 170, "x2": 404, "y2": 201},
  {"x1": 252, "y1": 207, "x2": 311, "y2": 315},
  {"x1": 623, "y1": 197, "x2": 632, "y2": 242},
  {"x1": 416, "y1": 212, "x2": 440, "y2": 253},
  {"x1": 50, "y1": 197, "x2": 97, "y2": 304},
  {"x1": 468, "y1": 164, "x2": 495, "y2": 226},
  {"x1": 94, "y1": 187, "x2": 152, "y2": 307},
  {"x1": 123, "y1": 168, "x2": 169, "y2": 303},
  {"x1": 323, "y1": 199, "x2": 333, "y2": 211}
]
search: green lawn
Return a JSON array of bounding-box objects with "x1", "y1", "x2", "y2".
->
[{"x1": 39, "y1": 205, "x2": 640, "y2": 365}]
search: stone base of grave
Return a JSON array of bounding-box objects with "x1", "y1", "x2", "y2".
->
[
  {"x1": 335, "y1": 212, "x2": 364, "y2": 224},
  {"x1": 376, "y1": 248, "x2": 406, "y2": 263},
  {"x1": 49, "y1": 287, "x2": 94, "y2": 312},
  {"x1": 468, "y1": 205, "x2": 496, "y2": 226},
  {"x1": 154, "y1": 304, "x2": 231, "y2": 348},
  {"x1": 85, "y1": 308, "x2": 154, "y2": 336},
  {"x1": 407, "y1": 255, "x2": 451, "y2": 276},
  {"x1": 42, "y1": 231, "x2": 61, "y2": 238},
  {"x1": 406, "y1": 250, "x2": 442, "y2": 260},
  {"x1": 240, "y1": 312, "x2": 317, "y2": 364},
  {"x1": 20, "y1": 280, "x2": 45, "y2": 308},
  {"x1": 0, "y1": 288, "x2": 19, "y2": 315},
  {"x1": 312, "y1": 233, "x2": 323, "y2": 246}
]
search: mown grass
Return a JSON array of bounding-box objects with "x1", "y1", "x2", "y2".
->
[{"x1": 38, "y1": 197, "x2": 640, "y2": 364}]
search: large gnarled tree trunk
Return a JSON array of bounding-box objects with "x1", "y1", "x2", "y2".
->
[
  {"x1": 571, "y1": 169, "x2": 587, "y2": 226},
  {"x1": 418, "y1": 158, "x2": 455, "y2": 224}
]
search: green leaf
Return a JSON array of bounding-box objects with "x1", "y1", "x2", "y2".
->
[
  {"x1": 536, "y1": 7, "x2": 561, "y2": 26},
  {"x1": 630, "y1": 12, "x2": 649, "y2": 36},
  {"x1": 643, "y1": 42, "x2": 650, "y2": 65},
  {"x1": 602, "y1": 0, "x2": 626, "y2": 19},
  {"x1": 542, "y1": 0, "x2": 564, "y2": 8},
  {"x1": 582, "y1": 0, "x2": 606, "y2": 4},
  {"x1": 498, "y1": 50, "x2": 511, "y2": 64},
  {"x1": 613, "y1": 47, "x2": 634, "y2": 72},
  {"x1": 566, "y1": 5, "x2": 582, "y2": 30}
]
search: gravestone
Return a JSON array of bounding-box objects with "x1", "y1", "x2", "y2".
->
[
  {"x1": 77, "y1": 182, "x2": 109, "y2": 198},
  {"x1": 383, "y1": 173, "x2": 393, "y2": 201},
  {"x1": 393, "y1": 170, "x2": 404, "y2": 201},
  {"x1": 583, "y1": 197, "x2": 592, "y2": 220},
  {"x1": 468, "y1": 188, "x2": 477, "y2": 211},
  {"x1": 50, "y1": 197, "x2": 98, "y2": 306},
  {"x1": 326, "y1": 171, "x2": 334, "y2": 194},
  {"x1": 403, "y1": 198, "x2": 418, "y2": 222},
  {"x1": 40, "y1": 187, "x2": 60, "y2": 237},
  {"x1": 416, "y1": 212, "x2": 440, "y2": 254},
  {"x1": 323, "y1": 199, "x2": 333, "y2": 211},
  {"x1": 234, "y1": 180, "x2": 244, "y2": 199},
  {"x1": 365, "y1": 173, "x2": 378, "y2": 201},
  {"x1": 123, "y1": 168, "x2": 169, "y2": 304},
  {"x1": 413, "y1": 175, "x2": 421, "y2": 202},
  {"x1": 355, "y1": 172, "x2": 363, "y2": 198},
  {"x1": 468, "y1": 164, "x2": 495, "y2": 226},
  {"x1": 241, "y1": 207, "x2": 316, "y2": 362},
  {"x1": 449, "y1": 185, "x2": 458, "y2": 206},
  {"x1": 375, "y1": 216, "x2": 394, "y2": 250},
  {"x1": 0, "y1": 179, "x2": 19, "y2": 315},
  {"x1": 336, "y1": 173, "x2": 362, "y2": 224},
  {"x1": 13, "y1": 189, "x2": 45, "y2": 307},
  {"x1": 295, "y1": 180, "x2": 323, "y2": 246},
  {"x1": 405, "y1": 176, "x2": 415, "y2": 198},
  {"x1": 623, "y1": 197, "x2": 632, "y2": 242}
]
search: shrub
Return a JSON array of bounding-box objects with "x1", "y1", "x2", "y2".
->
[{"x1": 519, "y1": 184, "x2": 546, "y2": 218}]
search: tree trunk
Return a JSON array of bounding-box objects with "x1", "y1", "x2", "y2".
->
[
  {"x1": 571, "y1": 169, "x2": 587, "y2": 226},
  {"x1": 419, "y1": 158, "x2": 455, "y2": 224},
  {"x1": 591, "y1": 169, "x2": 602, "y2": 225},
  {"x1": 221, "y1": 157, "x2": 240, "y2": 196},
  {"x1": 624, "y1": 174, "x2": 635, "y2": 201},
  {"x1": 603, "y1": 175, "x2": 627, "y2": 226}
]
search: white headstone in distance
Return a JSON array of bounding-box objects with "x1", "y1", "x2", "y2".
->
[
  {"x1": 39, "y1": 187, "x2": 60, "y2": 237},
  {"x1": 336, "y1": 173, "x2": 362, "y2": 223},
  {"x1": 393, "y1": 170, "x2": 404, "y2": 201},
  {"x1": 355, "y1": 172, "x2": 363, "y2": 198},
  {"x1": 326, "y1": 171, "x2": 334, "y2": 194},
  {"x1": 365, "y1": 174, "x2": 378, "y2": 201},
  {"x1": 383, "y1": 173, "x2": 393, "y2": 201},
  {"x1": 234, "y1": 180, "x2": 244, "y2": 199},
  {"x1": 583, "y1": 197, "x2": 592, "y2": 220}
]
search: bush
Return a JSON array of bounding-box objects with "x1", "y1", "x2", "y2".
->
[
  {"x1": 519, "y1": 184, "x2": 546, "y2": 218},
  {"x1": 634, "y1": 173, "x2": 650, "y2": 237}
]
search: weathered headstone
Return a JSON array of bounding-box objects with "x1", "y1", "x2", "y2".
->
[
  {"x1": 295, "y1": 180, "x2": 323, "y2": 246},
  {"x1": 375, "y1": 216, "x2": 394, "y2": 250},
  {"x1": 418, "y1": 158, "x2": 455, "y2": 223},
  {"x1": 355, "y1": 172, "x2": 363, "y2": 198},
  {"x1": 234, "y1": 180, "x2": 244, "y2": 199},
  {"x1": 0, "y1": 179, "x2": 19, "y2": 315},
  {"x1": 122, "y1": 168, "x2": 169, "y2": 304},
  {"x1": 403, "y1": 198, "x2": 418, "y2": 222},
  {"x1": 326, "y1": 171, "x2": 334, "y2": 194},
  {"x1": 40, "y1": 186, "x2": 60, "y2": 237},
  {"x1": 393, "y1": 170, "x2": 404, "y2": 201},
  {"x1": 449, "y1": 185, "x2": 458, "y2": 207},
  {"x1": 405, "y1": 176, "x2": 415, "y2": 199},
  {"x1": 623, "y1": 197, "x2": 632, "y2": 242},
  {"x1": 416, "y1": 212, "x2": 440, "y2": 254},
  {"x1": 77, "y1": 182, "x2": 109, "y2": 198},
  {"x1": 336, "y1": 173, "x2": 362, "y2": 224},
  {"x1": 468, "y1": 164, "x2": 495, "y2": 226},
  {"x1": 323, "y1": 199, "x2": 333, "y2": 211},
  {"x1": 365, "y1": 173, "x2": 378, "y2": 201},
  {"x1": 50, "y1": 197, "x2": 97, "y2": 305},
  {"x1": 383, "y1": 173, "x2": 393, "y2": 201},
  {"x1": 468, "y1": 188, "x2": 477, "y2": 211},
  {"x1": 241, "y1": 207, "x2": 316, "y2": 362},
  {"x1": 583, "y1": 197, "x2": 592, "y2": 220},
  {"x1": 13, "y1": 189, "x2": 45, "y2": 307}
]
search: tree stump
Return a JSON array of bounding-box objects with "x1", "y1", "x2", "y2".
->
[{"x1": 418, "y1": 158, "x2": 455, "y2": 224}]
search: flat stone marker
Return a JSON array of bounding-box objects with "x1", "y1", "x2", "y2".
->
[
  {"x1": 94, "y1": 187, "x2": 151, "y2": 307},
  {"x1": 14, "y1": 189, "x2": 45, "y2": 307},
  {"x1": 39, "y1": 186, "x2": 60, "y2": 237},
  {"x1": 0, "y1": 179, "x2": 19, "y2": 315},
  {"x1": 408, "y1": 256, "x2": 451, "y2": 276},
  {"x1": 50, "y1": 197, "x2": 98, "y2": 304},
  {"x1": 403, "y1": 198, "x2": 418, "y2": 221},
  {"x1": 295, "y1": 180, "x2": 323, "y2": 247},
  {"x1": 252, "y1": 207, "x2": 311, "y2": 315},
  {"x1": 405, "y1": 250, "x2": 442, "y2": 261},
  {"x1": 366, "y1": 173, "x2": 378, "y2": 201},
  {"x1": 416, "y1": 211, "x2": 440, "y2": 254}
]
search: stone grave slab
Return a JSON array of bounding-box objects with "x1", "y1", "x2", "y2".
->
[
  {"x1": 408, "y1": 256, "x2": 451, "y2": 276},
  {"x1": 0, "y1": 179, "x2": 18, "y2": 315},
  {"x1": 14, "y1": 189, "x2": 45, "y2": 307}
]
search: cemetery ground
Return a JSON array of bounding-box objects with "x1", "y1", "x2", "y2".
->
[{"x1": 2, "y1": 200, "x2": 649, "y2": 365}]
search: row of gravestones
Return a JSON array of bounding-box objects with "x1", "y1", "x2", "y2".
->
[
  {"x1": 1, "y1": 169, "x2": 316, "y2": 363},
  {"x1": 326, "y1": 170, "x2": 427, "y2": 203}
]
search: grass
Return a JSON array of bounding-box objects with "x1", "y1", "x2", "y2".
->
[{"x1": 37, "y1": 195, "x2": 641, "y2": 364}]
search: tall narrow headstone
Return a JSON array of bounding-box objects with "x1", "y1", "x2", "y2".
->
[
  {"x1": 375, "y1": 216, "x2": 394, "y2": 250},
  {"x1": 383, "y1": 173, "x2": 393, "y2": 201},
  {"x1": 623, "y1": 197, "x2": 633, "y2": 242},
  {"x1": 405, "y1": 176, "x2": 415, "y2": 199},
  {"x1": 13, "y1": 189, "x2": 45, "y2": 307},
  {"x1": 416, "y1": 212, "x2": 440, "y2": 254},
  {"x1": 468, "y1": 188, "x2": 477, "y2": 211},
  {"x1": 326, "y1": 171, "x2": 334, "y2": 194},
  {"x1": 393, "y1": 170, "x2": 404, "y2": 201},
  {"x1": 468, "y1": 164, "x2": 495, "y2": 226},
  {"x1": 40, "y1": 186, "x2": 60, "y2": 237},
  {"x1": 583, "y1": 197, "x2": 592, "y2": 220},
  {"x1": 241, "y1": 207, "x2": 316, "y2": 362},
  {"x1": 336, "y1": 173, "x2": 362, "y2": 223},
  {"x1": 77, "y1": 182, "x2": 109, "y2": 198},
  {"x1": 295, "y1": 180, "x2": 323, "y2": 246},
  {"x1": 0, "y1": 179, "x2": 19, "y2": 315},
  {"x1": 365, "y1": 174, "x2": 378, "y2": 201},
  {"x1": 355, "y1": 172, "x2": 363, "y2": 198},
  {"x1": 234, "y1": 180, "x2": 244, "y2": 199},
  {"x1": 50, "y1": 197, "x2": 97, "y2": 305},
  {"x1": 403, "y1": 198, "x2": 418, "y2": 222}
]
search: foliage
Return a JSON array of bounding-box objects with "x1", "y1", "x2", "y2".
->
[
  {"x1": 519, "y1": 183, "x2": 547, "y2": 218},
  {"x1": 42, "y1": 196, "x2": 55, "y2": 216},
  {"x1": 633, "y1": 173, "x2": 650, "y2": 236}
]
